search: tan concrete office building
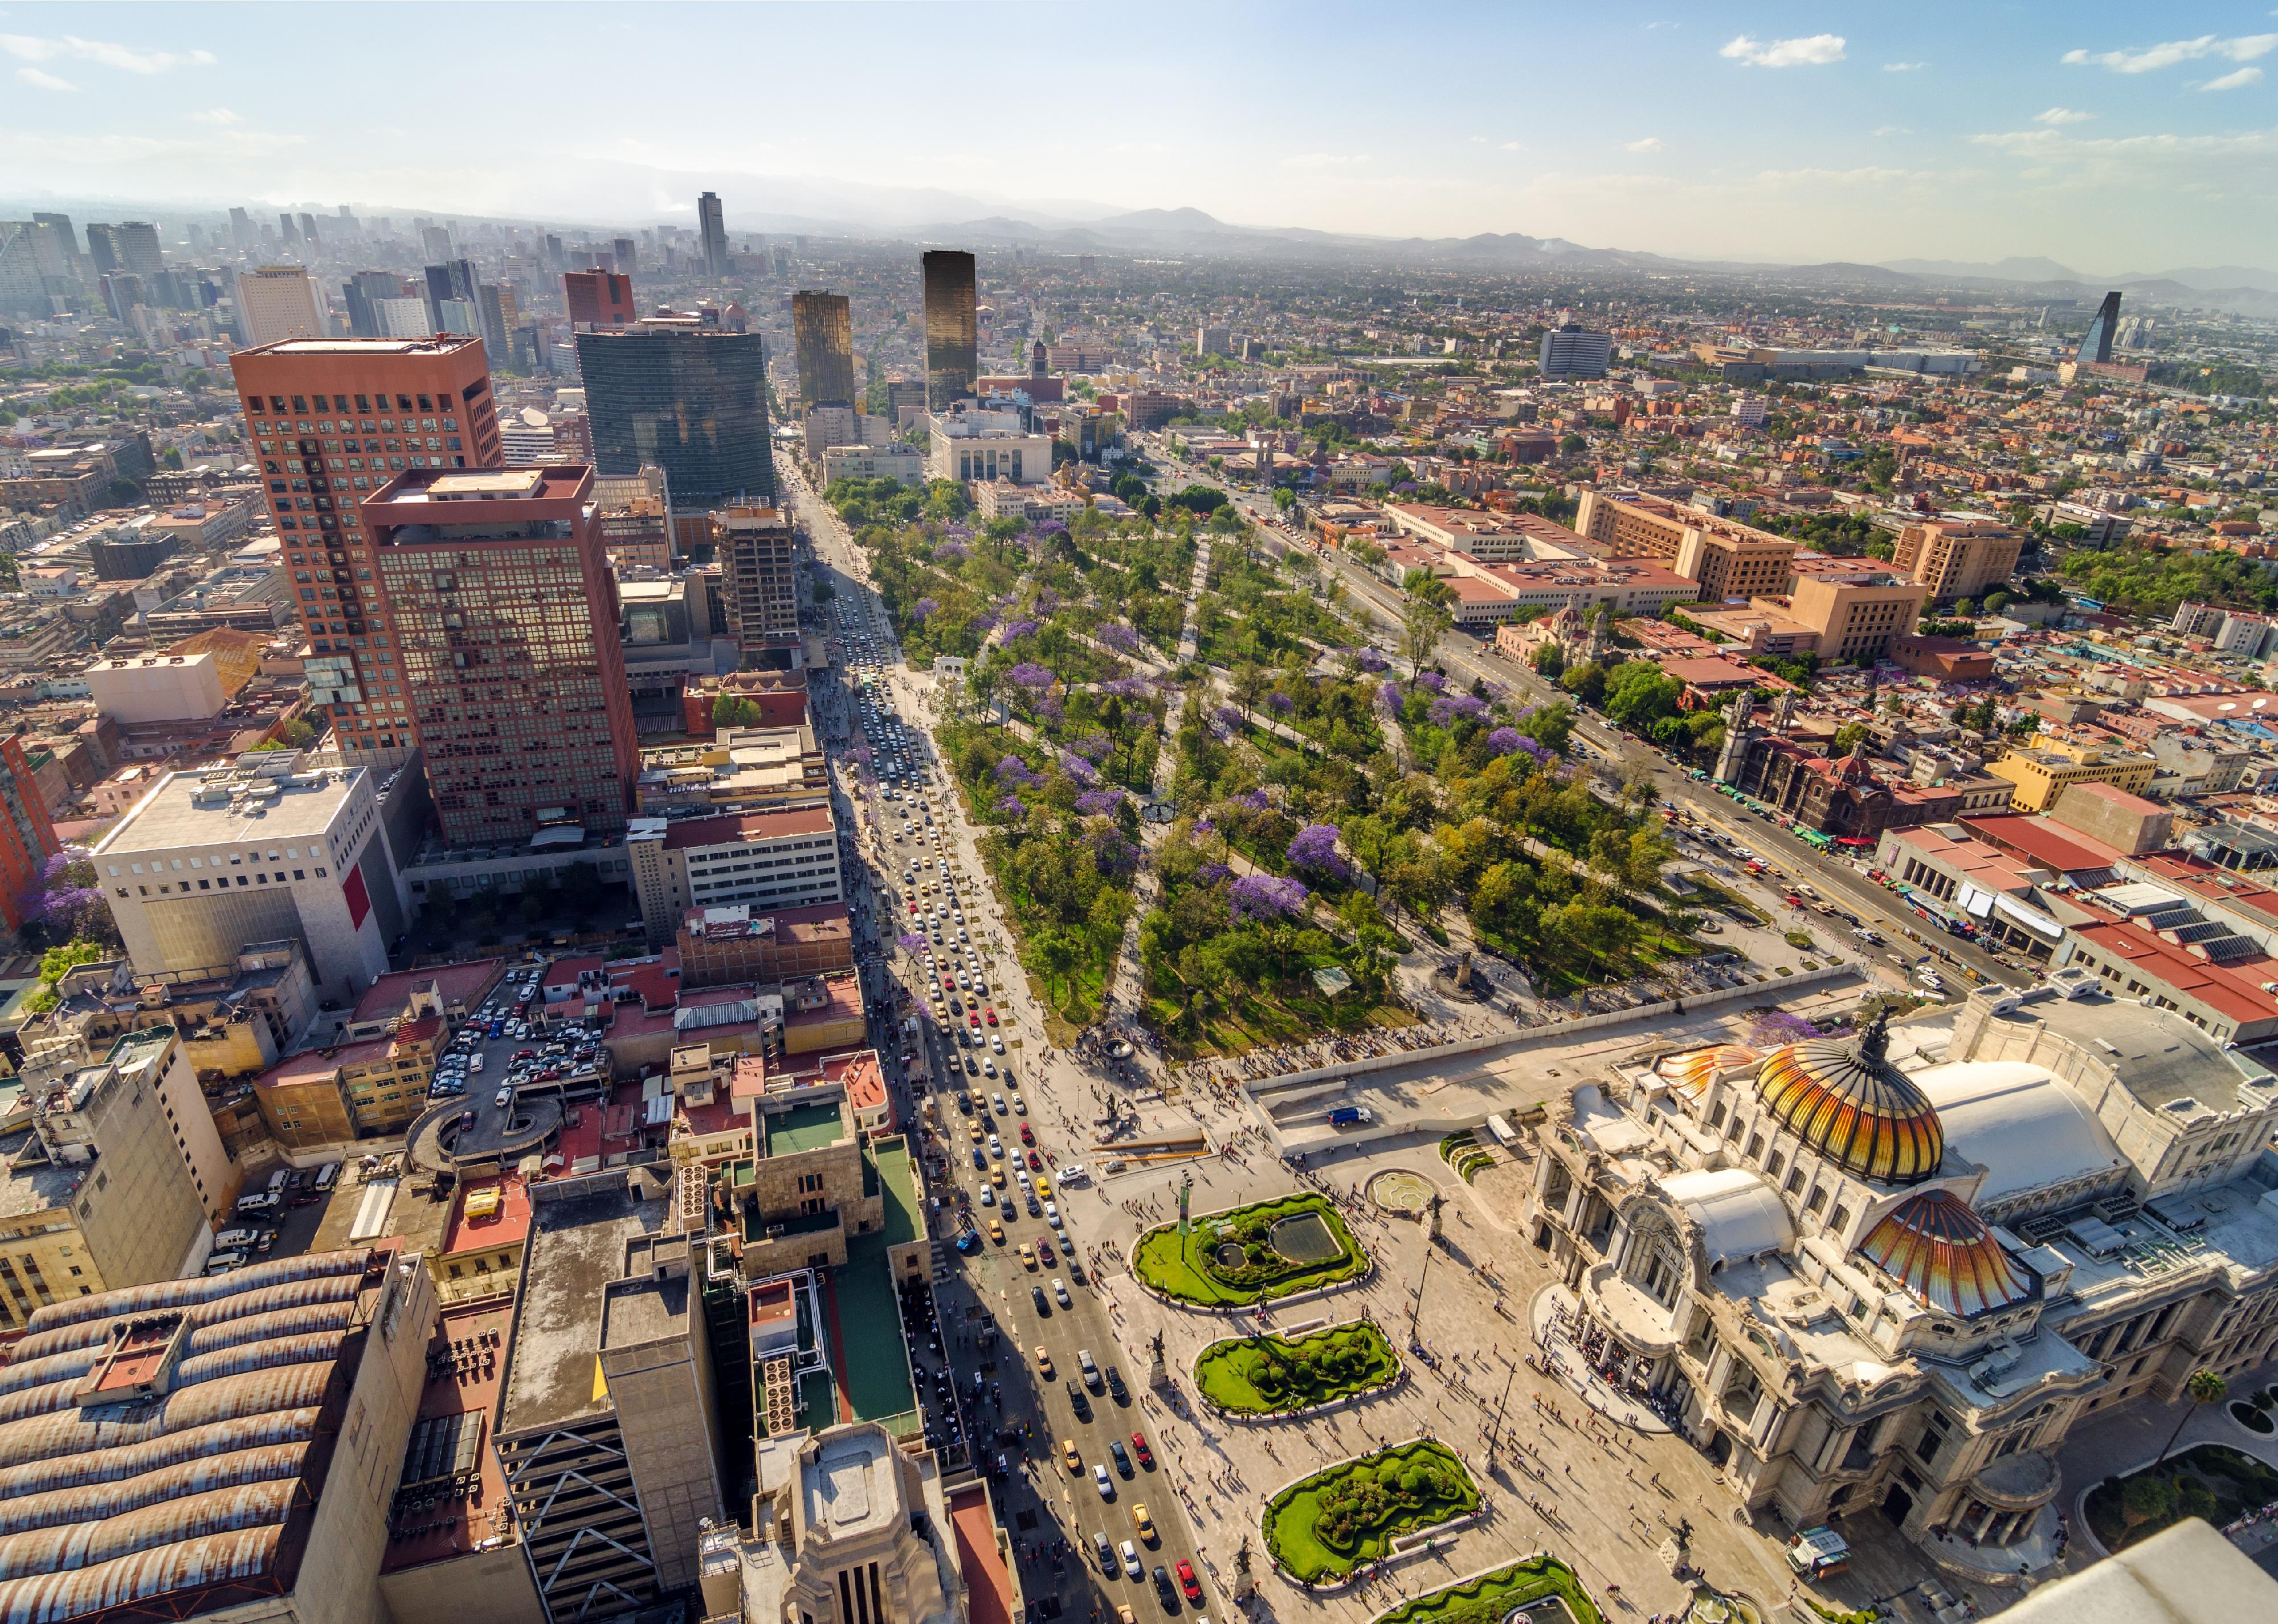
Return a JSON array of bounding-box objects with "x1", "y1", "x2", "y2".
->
[{"x1": 1893, "y1": 518, "x2": 2024, "y2": 605}]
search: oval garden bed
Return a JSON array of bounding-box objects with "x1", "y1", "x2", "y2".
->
[
  {"x1": 1369, "y1": 1554, "x2": 1606, "y2": 1624},
  {"x1": 1264, "y1": 1438, "x2": 1479, "y2": 1584},
  {"x1": 1133, "y1": 1192, "x2": 1369, "y2": 1307},
  {"x1": 1194, "y1": 1319, "x2": 1400, "y2": 1415}
]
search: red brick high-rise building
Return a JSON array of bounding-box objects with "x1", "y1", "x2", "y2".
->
[
  {"x1": 0, "y1": 735, "x2": 60, "y2": 933},
  {"x1": 362, "y1": 466, "x2": 638, "y2": 846},
  {"x1": 228, "y1": 337, "x2": 503, "y2": 760},
  {"x1": 564, "y1": 270, "x2": 635, "y2": 329}
]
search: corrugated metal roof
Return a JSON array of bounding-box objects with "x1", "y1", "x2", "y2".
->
[
  {"x1": 0, "y1": 1247, "x2": 383, "y2": 1623},
  {"x1": 0, "y1": 1443, "x2": 305, "y2": 1539}
]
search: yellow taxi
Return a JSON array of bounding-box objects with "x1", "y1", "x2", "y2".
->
[
  {"x1": 968, "y1": 1121, "x2": 985, "y2": 1144},
  {"x1": 1018, "y1": 1242, "x2": 1036, "y2": 1270},
  {"x1": 990, "y1": 1165, "x2": 1006, "y2": 1188},
  {"x1": 1035, "y1": 1177, "x2": 1052, "y2": 1200},
  {"x1": 1133, "y1": 1504, "x2": 1156, "y2": 1544},
  {"x1": 1035, "y1": 1346, "x2": 1055, "y2": 1380},
  {"x1": 987, "y1": 1219, "x2": 1003, "y2": 1243},
  {"x1": 1062, "y1": 1438, "x2": 1080, "y2": 1472}
]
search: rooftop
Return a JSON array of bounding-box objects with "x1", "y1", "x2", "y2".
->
[
  {"x1": 500, "y1": 1183, "x2": 671, "y2": 1436},
  {"x1": 354, "y1": 958, "x2": 504, "y2": 1023},
  {"x1": 91, "y1": 757, "x2": 366, "y2": 855},
  {"x1": 764, "y1": 1101, "x2": 847, "y2": 1157},
  {"x1": 442, "y1": 1173, "x2": 534, "y2": 1257},
  {"x1": 378, "y1": 1299, "x2": 518, "y2": 1575},
  {"x1": 649, "y1": 806, "x2": 835, "y2": 852},
  {"x1": 0, "y1": 1248, "x2": 393, "y2": 1619}
]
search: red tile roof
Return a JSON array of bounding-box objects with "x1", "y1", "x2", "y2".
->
[
  {"x1": 1958, "y1": 813, "x2": 2123, "y2": 875},
  {"x1": 353, "y1": 957, "x2": 504, "y2": 1022}
]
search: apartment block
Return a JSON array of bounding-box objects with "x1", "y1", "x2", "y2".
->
[
  {"x1": 627, "y1": 805, "x2": 842, "y2": 939},
  {"x1": 1573, "y1": 487, "x2": 1797, "y2": 601},
  {"x1": 564, "y1": 268, "x2": 635, "y2": 329},
  {"x1": 228, "y1": 335, "x2": 503, "y2": 761},
  {"x1": 1892, "y1": 516, "x2": 2024, "y2": 605},
  {"x1": 717, "y1": 504, "x2": 802, "y2": 664},
  {"x1": 0, "y1": 734, "x2": 58, "y2": 933},
  {"x1": 364, "y1": 466, "x2": 640, "y2": 847},
  {"x1": 0, "y1": 1026, "x2": 230, "y2": 1328},
  {"x1": 1989, "y1": 738, "x2": 2158, "y2": 813},
  {"x1": 1785, "y1": 569, "x2": 1927, "y2": 666}
]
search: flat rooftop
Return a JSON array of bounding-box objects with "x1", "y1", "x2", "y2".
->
[
  {"x1": 379, "y1": 1299, "x2": 517, "y2": 1574},
  {"x1": 91, "y1": 760, "x2": 362, "y2": 855},
  {"x1": 763, "y1": 1101, "x2": 846, "y2": 1157},
  {"x1": 500, "y1": 1184, "x2": 670, "y2": 1436}
]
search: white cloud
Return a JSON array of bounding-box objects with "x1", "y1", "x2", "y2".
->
[
  {"x1": 188, "y1": 107, "x2": 244, "y2": 125},
  {"x1": 1623, "y1": 137, "x2": 1664, "y2": 153},
  {"x1": 2062, "y1": 34, "x2": 2277, "y2": 74},
  {"x1": 2034, "y1": 107, "x2": 2095, "y2": 125},
  {"x1": 0, "y1": 33, "x2": 216, "y2": 73},
  {"x1": 15, "y1": 66, "x2": 75, "y2": 91},
  {"x1": 1872, "y1": 125, "x2": 1913, "y2": 136},
  {"x1": 2202, "y1": 66, "x2": 2265, "y2": 91},
  {"x1": 1501, "y1": 140, "x2": 1525, "y2": 151},
  {"x1": 1281, "y1": 152, "x2": 1369, "y2": 169},
  {"x1": 1721, "y1": 34, "x2": 1846, "y2": 68},
  {"x1": 1883, "y1": 61, "x2": 1928, "y2": 72}
]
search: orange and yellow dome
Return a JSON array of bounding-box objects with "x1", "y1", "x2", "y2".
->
[
  {"x1": 1754, "y1": 1015, "x2": 1943, "y2": 1185},
  {"x1": 1658, "y1": 1045, "x2": 1760, "y2": 1098},
  {"x1": 1859, "y1": 1190, "x2": 2034, "y2": 1317}
]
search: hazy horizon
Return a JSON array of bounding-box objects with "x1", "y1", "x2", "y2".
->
[{"x1": 6, "y1": 1, "x2": 2278, "y2": 271}]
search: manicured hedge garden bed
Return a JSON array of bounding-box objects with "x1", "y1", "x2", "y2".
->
[
  {"x1": 1264, "y1": 1439, "x2": 1478, "y2": 1583},
  {"x1": 1133, "y1": 1191, "x2": 1367, "y2": 1307},
  {"x1": 1194, "y1": 1319, "x2": 1398, "y2": 1414}
]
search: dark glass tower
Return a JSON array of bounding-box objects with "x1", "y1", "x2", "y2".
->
[
  {"x1": 921, "y1": 250, "x2": 977, "y2": 411},
  {"x1": 2077, "y1": 291, "x2": 2121, "y2": 366},
  {"x1": 791, "y1": 290, "x2": 855, "y2": 413},
  {"x1": 576, "y1": 323, "x2": 776, "y2": 505}
]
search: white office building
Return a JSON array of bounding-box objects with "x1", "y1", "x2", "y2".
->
[
  {"x1": 1538, "y1": 326, "x2": 1614, "y2": 379},
  {"x1": 91, "y1": 753, "x2": 398, "y2": 1004},
  {"x1": 926, "y1": 405, "x2": 1051, "y2": 487},
  {"x1": 234, "y1": 266, "x2": 327, "y2": 346},
  {"x1": 626, "y1": 805, "x2": 843, "y2": 939}
]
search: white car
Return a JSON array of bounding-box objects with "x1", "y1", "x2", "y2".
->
[
  {"x1": 468, "y1": 1054, "x2": 484, "y2": 1072},
  {"x1": 1054, "y1": 1279, "x2": 1073, "y2": 1308},
  {"x1": 1093, "y1": 1464, "x2": 1115, "y2": 1499},
  {"x1": 493, "y1": 1087, "x2": 513, "y2": 1108},
  {"x1": 1045, "y1": 1202, "x2": 1063, "y2": 1229}
]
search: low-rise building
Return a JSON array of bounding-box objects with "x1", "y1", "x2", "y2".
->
[
  {"x1": 1989, "y1": 738, "x2": 2158, "y2": 813},
  {"x1": 821, "y1": 444, "x2": 924, "y2": 488},
  {"x1": 680, "y1": 903, "x2": 858, "y2": 989}
]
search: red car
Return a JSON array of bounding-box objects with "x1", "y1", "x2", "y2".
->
[
  {"x1": 1175, "y1": 1561, "x2": 1201, "y2": 1602},
  {"x1": 1026, "y1": 1149, "x2": 1043, "y2": 1170},
  {"x1": 942, "y1": 973, "x2": 956, "y2": 990},
  {"x1": 984, "y1": 1006, "x2": 998, "y2": 1027},
  {"x1": 1036, "y1": 1238, "x2": 1056, "y2": 1266},
  {"x1": 1130, "y1": 1432, "x2": 1154, "y2": 1470},
  {"x1": 1019, "y1": 1123, "x2": 1035, "y2": 1145},
  {"x1": 968, "y1": 1012, "x2": 981, "y2": 1029}
]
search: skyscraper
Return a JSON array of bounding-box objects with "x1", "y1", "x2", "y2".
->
[
  {"x1": 0, "y1": 735, "x2": 59, "y2": 935},
  {"x1": 296, "y1": 213, "x2": 320, "y2": 250},
  {"x1": 697, "y1": 191, "x2": 728, "y2": 279},
  {"x1": 340, "y1": 270, "x2": 401, "y2": 338},
  {"x1": 30, "y1": 213, "x2": 81, "y2": 283},
  {"x1": 564, "y1": 268, "x2": 635, "y2": 329},
  {"x1": 476, "y1": 281, "x2": 518, "y2": 369},
  {"x1": 234, "y1": 266, "x2": 328, "y2": 345},
  {"x1": 228, "y1": 206, "x2": 258, "y2": 250},
  {"x1": 114, "y1": 222, "x2": 162, "y2": 280},
  {"x1": 277, "y1": 213, "x2": 299, "y2": 247},
  {"x1": 84, "y1": 223, "x2": 124, "y2": 277},
  {"x1": 420, "y1": 223, "x2": 454, "y2": 263},
  {"x1": 921, "y1": 249, "x2": 977, "y2": 411},
  {"x1": 576, "y1": 320, "x2": 775, "y2": 505},
  {"x1": 791, "y1": 290, "x2": 856, "y2": 413},
  {"x1": 613, "y1": 235, "x2": 638, "y2": 275},
  {"x1": 227, "y1": 335, "x2": 503, "y2": 760},
  {"x1": 363, "y1": 465, "x2": 639, "y2": 845},
  {"x1": 2077, "y1": 291, "x2": 2122, "y2": 366},
  {"x1": 423, "y1": 258, "x2": 477, "y2": 330}
]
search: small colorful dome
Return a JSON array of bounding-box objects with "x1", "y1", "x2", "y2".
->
[
  {"x1": 1754, "y1": 1010, "x2": 1944, "y2": 1185},
  {"x1": 1859, "y1": 1189, "x2": 2035, "y2": 1317},
  {"x1": 1658, "y1": 1045, "x2": 1759, "y2": 1097}
]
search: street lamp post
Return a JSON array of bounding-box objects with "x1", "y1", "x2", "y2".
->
[{"x1": 1407, "y1": 1241, "x2": 1435, "y2": 1346}]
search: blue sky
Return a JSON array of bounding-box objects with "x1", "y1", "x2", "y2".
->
[{"x1": 5, "y1": 2, "x2": 2277, "y2": 271}]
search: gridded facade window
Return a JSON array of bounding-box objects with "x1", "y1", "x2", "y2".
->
[{"x1": 574, "y1": 327, "x2": 776, "y2": 505}]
